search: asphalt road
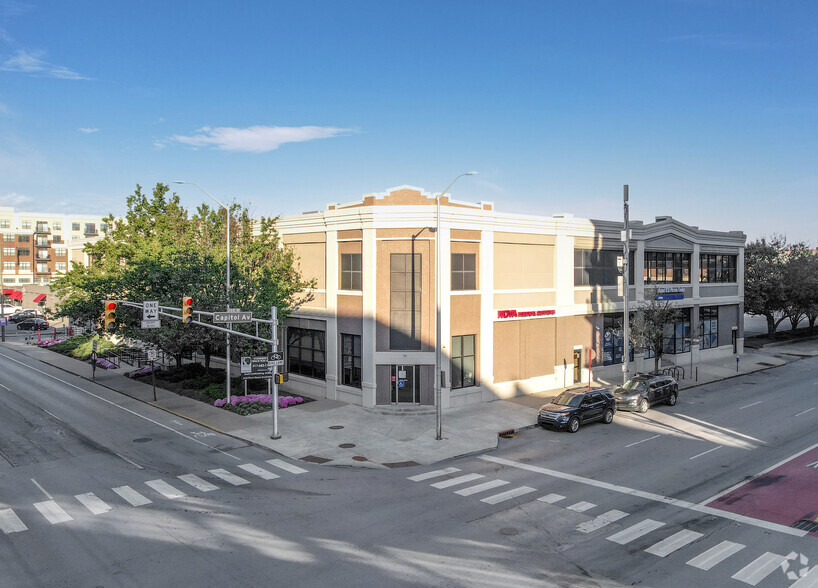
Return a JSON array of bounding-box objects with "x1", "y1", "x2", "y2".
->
[{"x1": 0, "y1": 344, "x2": 816, "y2": 587}]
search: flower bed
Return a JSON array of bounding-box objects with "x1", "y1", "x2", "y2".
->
[
  {"x1": 37, "y1": 339, "x2": 66, "y2": 348},
  {"x1": 94, "y1": 358, "x2": 117, "y2": 370},
  {"x1": 126, "y1": 365, "x2": 161, "y2": 378},
  {"x1": 214, "y1": 394, "x2": 306, "y2": 416}
]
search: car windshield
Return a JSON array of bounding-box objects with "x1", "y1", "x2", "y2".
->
[
  {"x1": 552, "y1": 392, "x2": 583, "y2": 407},
  {"x1": 621, "y1": 380, "x2": 647, "y2": 392}
]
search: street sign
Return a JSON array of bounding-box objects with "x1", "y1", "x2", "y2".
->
[
  {"x1": 143, "y1": 300, "x2": 159, "y2": 321},
  {"x1": 240, "y1": 355, "x2": 272, "y2": 379},
  {"x1": 214, "y1": 311, "x2": 252, "y2": 323},
  {"x1": 267, "y1": 351, "x2": 284, "y2": 366},
  {"x1": 0, "y1": 317, "x2": 6, "y2": 327},
  {"x1": 92, "y1": 339, "x2": 98, "y2": 351},
  {"x1": 141, "y1": 319, "x2": 161, "y2": 329},
  {"x1": 147, "y1": 349, "x2": 158, "y2": 361}
]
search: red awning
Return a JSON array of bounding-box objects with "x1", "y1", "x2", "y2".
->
[
  {"x1": 33, "y1": 294, "x2": 46, "y2": 303},
  {"x1": 11, "y1": 291, "x2": 23, "y2": 301},
  {"x1": 2, "y1": 289, "x2": 13, "y2": 296}
]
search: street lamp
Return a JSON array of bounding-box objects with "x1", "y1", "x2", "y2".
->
[
  {"x1": 435, "y1": 171, "x2": 478, "y2": 441},
  {"x1": 173, "y1": 181, "x2": 233, "y2": 402}
]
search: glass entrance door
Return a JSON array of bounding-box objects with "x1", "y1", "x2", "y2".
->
[{"x1": 391, "y1": 365, "x2": 420, "y2": 404}]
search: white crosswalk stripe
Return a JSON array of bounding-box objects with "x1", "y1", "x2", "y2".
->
[
  {"x1": 481, "y1": 486, "x2": 536, "y2": 505},
  {"x1": 0, "y1": 508, "x2": 27, "y2": 533},
  {"x1": 266, "y1": 459, "x2": 309, "y2": 475},
  {"x1": 454, "y1": 479, "x2": 509, "y2": 496},
  {"x1": 686, "y1": 540, "x2": 745, "y2": 570},
  {"x1": 431, "y1": 473, "x2": 484, "y2": 489},
  {"x1": 75, "y1": 492, "x2": 112, "y2": 515},
  {"x1": 145, "y1": 479, "x2": 187, "y2": 499},
  {"x1": 113, "y1": 485, "x2": 152, "y2": 506},
  {"x1": 566, "y1": 501, "x2": 595, "y2": 512},
  {"x1": 238, "y1": 463, "x2": 280, "y2": 480},
  {"x1": 645, "y1": 529, "x2": 703, "y2": 557},
  {"x1": 790, "y1": 564, "x2": 818, "y2": 588},
  {"x1": 607, "y1": 519, "x2": 665, "y2": 544},
  {"x1": 732, "y1": 552, "x2": 790, "y2": 586},
  {"x1": 537, "y1": 493, "x2": 566, "y2": 504},
  {"x1": 408, "y1": 467, "x2": 460, "y2": 482},
  {"x1": 209, "y1": 469, "x2": 249, "y2": 486},
  {"x1": 178, "y1": 474, "x2": 219, "y2": 492},
  {"x1": 34, "y1": 500, "x2": 73, "y2": 524},
  {"x1": 576, "y1": 510, "x2": 629, "y2": 534}
]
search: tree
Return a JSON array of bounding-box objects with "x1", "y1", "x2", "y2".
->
[
  {"x1": 51, "y1": 183, "x2": 315, "y2": 370},
  {"x1": 629, "y1": 287, "x2": 682, "y2": 374},
  {"x1": 744, "y1": 235, "x2": 789, "y2": 340},
  {"x1": 783, "y1": 244, "x2": 818, "y2": 331}
]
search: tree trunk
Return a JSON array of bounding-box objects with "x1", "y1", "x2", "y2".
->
[
  {"x1": 174, "y1": 353, "x2": 182, "y2": 368},
  {"x1": 765, "y1": 314, "x2": 776, "y2": 341}
]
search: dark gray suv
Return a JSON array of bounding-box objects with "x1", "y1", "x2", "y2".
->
[
  {"x1": 538, "y1": 388, "x2": 617, "y2": 433},
  {"x1": 613, "y1": 374, "x2": 678, "y2": 413}
]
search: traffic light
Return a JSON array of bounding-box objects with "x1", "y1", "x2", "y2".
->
[
  {"x1": 181, "y1": 296, "x2": 193, "y2": 323},
  {"x1": 103, "y1": 300, "x2": 117, "y2": 330}
]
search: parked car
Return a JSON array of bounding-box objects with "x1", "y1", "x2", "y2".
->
[
  {"x1": 9, "y1": 310, "x2": 43, "y2": 323},
  {"x1": 613, "y1": 374, "x2": 679, "y2": 413},
  {"x1": 16, "y1": 317, "x2": 49, "y2": 331},
  {"x1": 538, "y1": 388, "x2": 617, "y2": 433}
]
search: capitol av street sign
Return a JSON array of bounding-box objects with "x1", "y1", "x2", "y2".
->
[{"x1": 214, "y1": 311, "x2": 253, "y2": 323}]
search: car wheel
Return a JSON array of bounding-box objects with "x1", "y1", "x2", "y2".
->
[
  {"x1": 667, "y1": 392, "x2": 677, "y2": 406},
  {"x1": 568, "y1": 417, "x2": 580, "y2": 433},
  {"x1": 602, "y1": 408, "x2": 614, "y2": 424},
  {"x1": 637, "y1": 398, "x2": 649, "y2": 413},
  {"x1": 16, "y1": 325, "x2": 22, "y2": 330}
]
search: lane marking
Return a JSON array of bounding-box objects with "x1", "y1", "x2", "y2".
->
[
  {"x1": 731, "y1": 552, "x2": 789, "y2": 586},
  {"x1": 0, "y1": 508, "x2": 27, "y2": 534},
  {"x1": 407, "y1": 467, "x2": 460, "y2": 482},
  {"x1": 795, "y1": 407, "x2": 816, "y2": 417},
  {"x1": 208, "y1": 468, "x2": 249, "y2": 486},
  {"x1": 701, "y1": 441, "x2": 818, "y2": 504},
  {"x1": 607, "y1": 519, "x2": 665, "y2": 544},
  {"x1": 481, "y1": 486, "x2": 536, "y2": 505},
  {"x1": 34, "y1": 500, "x2": 73, "y2": 524},
  {"x1": 479, "y1": 455, "x2": 807, "y2": 537},
  {"x1": 145, "y1": 479, "x2": 186, "y2": 499},
  {"x1": 265, "y1": 459, "x2": 309, "y2": 475},
  {"x1": 740, "y1": 401, "x2": 762, "y2": 410},
  {"x1": 625, "y1": 434, "x2": 660, "y2": 448},
  {"x1": 0, "y1": 351, "x2": 240, "y2": 460},
  {"x1": 538, "y1": 493, "x2": 566, "y2": 504},
  {"x1": 454, "y1": 479, "x2": 509, "y2": 496},
  {"x1": 566, "y1": 501, "x2": 596, "y2": 512},
  {"x1": 113, "y1": 452, "x2": 144, "y2": 470},
  {"x1": 178, "y1": 474, "x2": 219, "y2": 492},
  {"x1": 431, "y1": 473, "x2": 484, "y2": 489},
  {"x1": 686, "y1": 540, "x2": 745, "y2": 570},
  {"x1": 790, "y1": 564, "x2": 818, "y2": 588},
  {"x1": 31, "y1": 478, "x2": 53, "y2": 500},
  {"x1": 690, "y1": 446, "x2": 722, "y2": 460},
  {"x1": 577, "y1": 510, "x2": 629, "y2": 533},
  {"x1": 645, "y1": 529, "x2": 703, "y2": 557},
  {"x1": 112, "y1": 485, "x2": 152, "y2": 506},
  {"x1": 237, "y1": 463, "x2": 280, "y2": 480},
  {"x1": 75, "y1": 492, "x2": 112, "y2": 515}
]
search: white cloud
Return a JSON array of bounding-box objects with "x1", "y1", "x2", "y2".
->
[
  {"x1": 170, "y1": 125, "x2": 353, "y2": 153},
  {"x1": 0, "y1": 49, "x2": 90, "y2": 80},
  {"x1": 0, "y1": 191, "x2": 32, "y2": 207},
  {"x1": 78, "y1": 127, "x2": 98, "y2": 134}
]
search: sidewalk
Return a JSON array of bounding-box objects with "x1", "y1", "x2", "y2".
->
[{"x1": 6, "y1": 336, "x2": 817, "y2": 469}]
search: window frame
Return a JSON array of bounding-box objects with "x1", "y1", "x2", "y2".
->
[
  {"x1": 340, "y1": 333, "x2": 362, "y2": 388},
  {"x1": 451, "y1": 253, "x2": 477, "y2": 291},
  {"x1": 340, "y1": 253, "x2": 362, "y2": 291},
  {"x1": 644, "y1": 251, "x2": 691, "y2": 284},
  {"x1": 389, "y1": 253, "x2": 422, "y2": 350},
  {"x1": 451, "y1": 334, "x2": 476, "y2": 389},
  {"x1": 286, "y1": 327, "x2": 326, "y2": 380},
  {"x1": 700, "y1": 306, "x2": 719, "y2": 349},
  {"x1": 662, "y1": 308, "x2": 691, "y2": 354}
]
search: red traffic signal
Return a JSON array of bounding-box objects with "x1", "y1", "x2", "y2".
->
[
  {"x1": 181, "y1": 296, "x2": 193, "y2": 323},
  {"x1": 103, "y1": 300, "x2": 117, "y2": 329}
]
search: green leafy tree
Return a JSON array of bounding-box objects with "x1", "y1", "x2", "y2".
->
[
  {"x1": 744, "y1": 235, "x2": 790, "y2": 339},
  {"x1": 629, "y1": 287, "x2": 682, "y2": 374}
]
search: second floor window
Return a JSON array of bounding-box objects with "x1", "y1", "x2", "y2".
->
[
  {"x1": 390, "y1": 253, "x2": 421, "y2": 350},
  {"x1": 451, "y1": 253, "x2": 476, "y2": 290},
  {"x1": 21, "y1": 220, "x2": 30, "y2": 229},
  {"x1": 340, "y1": 253, "x2": 362, "y2": 290},
  {"x1": 574, "y1": 249, "x2": 621, "y2": 287},
  {"x1": 700, "y1": 254, "x2": 736, "y2": 283},
  {"x1": 645, "y1": 251, "x2": 690, "y2": 284}
]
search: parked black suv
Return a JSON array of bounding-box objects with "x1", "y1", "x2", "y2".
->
[
  {"x1": 613, "y1": 374, "x2": 678, "y2": 413},
  {"x1": 538, "y1": 388, "x2": 617, "y2": 433}
]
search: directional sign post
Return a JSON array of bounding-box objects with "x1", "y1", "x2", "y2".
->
[{"x1": 267, "y1": 351, "x2": 284, "y2": 367}]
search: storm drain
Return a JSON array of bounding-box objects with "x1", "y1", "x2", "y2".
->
[
  {"x1": 329, "y1": 425, "x2": 344, "y2": 430},
  {"x1": 339, "y1": 443, "x2": 356, "y2": 449},
  {"x1": 498, "y1": 429, "x2": 517, "y2": 439},
  {"x1": 793, "y1": 518, "x2": 818, "y2": 533}
]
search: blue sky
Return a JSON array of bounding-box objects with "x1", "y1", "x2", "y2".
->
[{"x1": 1, "y1": 0, "x2": 816, "y2": 243}]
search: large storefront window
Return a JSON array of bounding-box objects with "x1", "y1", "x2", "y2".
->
[
  {"x1": 663, "y1": 308, "x2": 691, "y2": 354},
  {"x1": 287, "y1": 327, "x2": 326, "y2": 380},
  {"x1": 645, "y1": 252, "x2": 690, "y2": 284},
  {"x1": 700, "y1": 254, "x2": 736, "y2": 283},
  {"x1": 340, "y1": 333, "x2": 361, "y2": 388},
  {"x1": 700, "y1": 306, "x2": 719, "y2": 349},
  {"x1": 390, "y1": 253, "x2": 421, "y2": 350},
  {"x1": 602, "y1": 313, "x2": 633, "y2": 365},
  {"x1": 451, "y1": 334, "x2": 476, "y2": 388}
]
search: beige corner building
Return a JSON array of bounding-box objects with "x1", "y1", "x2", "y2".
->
[{"x1": 276, "y1": 187, "x2": 745, "y2": 409}]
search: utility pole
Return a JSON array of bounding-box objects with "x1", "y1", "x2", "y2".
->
[{"x1": 622, "y1": 185, "x2": 630, "y2": 384}]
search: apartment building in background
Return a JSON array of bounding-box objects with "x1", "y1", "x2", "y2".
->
[{"x1": 274, "y1": 186, "x2": 746, "y2": 409}]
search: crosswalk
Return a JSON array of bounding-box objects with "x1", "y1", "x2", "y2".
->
[
  {"x1": 408, "y1": 465, "x2": 810, "y2": 586},
  {"x1": 0, "y1": 458, "x2": 308, "y2": 535}
]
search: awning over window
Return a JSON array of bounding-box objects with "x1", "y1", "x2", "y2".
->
[
  {"x1": 2, "y1": 289, "x2": 14, "y2": 296},
  {"x1": 33, "y1": 294, "x2": 46, "y2": 303},
  {"x1": 9, "y1": 291, "x2": 23, "y2": 301}
]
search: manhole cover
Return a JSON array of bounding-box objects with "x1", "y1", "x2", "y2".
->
[
  {"x1": 339, "y1": 443, "x2": 356, "y2": 449},
  {"x1": 300, "y1": 455, "x2": 332, "y2": 464},
  {"x1": 132, "y1": 438, "x2": 151, "y2": 443},
  {"x1": 329, "y1": 425, "x2": 344, "y2": 430},
  {"x1": 500, "y1": 527, "x2": 519, "y2": 536},
  {"x1": 352, "y1": 456, "x2": 368, "y2": 462}
]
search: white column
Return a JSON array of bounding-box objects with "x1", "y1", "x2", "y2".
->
[
  {"x1": 480, "y1": 229, "x2": 495, "y2": 401},
  {"x1": 692, "y1": 243, "x2": 701, "y2": 301},
  {"x1": 634, "y1": 240, "x2": 645, "y2": 302},
  {"x1": 325, "y1": 231, "x2": 339, "y2": 401},
  {"x1": 361, "y1": 227, "x2": 377, "y2": 407}
]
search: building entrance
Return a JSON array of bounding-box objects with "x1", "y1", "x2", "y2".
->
[{"x1": 391, "y1": 365, "x2": 420, "y2": 403}]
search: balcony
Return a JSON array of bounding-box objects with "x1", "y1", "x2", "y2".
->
[
  {"x1": 34, "y1": 223, "x2": 50, "y2": 234},
  {"x1": 34, "y1": 266, "x2": 51, "y2": 275},
  {"x1": 36, "y1": 253, "x2": 51, "y2": 262},
  {"x1": 35, "y1": 239, "x2": 49, "y2": 248}
]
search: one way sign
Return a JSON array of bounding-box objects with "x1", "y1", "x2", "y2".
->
[{"x1": 143, "y1": 300, "x2": 159, "y2": 321}]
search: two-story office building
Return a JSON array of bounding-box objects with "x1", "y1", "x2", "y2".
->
[{"x1": 274, "y1": 186, "x2": 745, "y2": 409}]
